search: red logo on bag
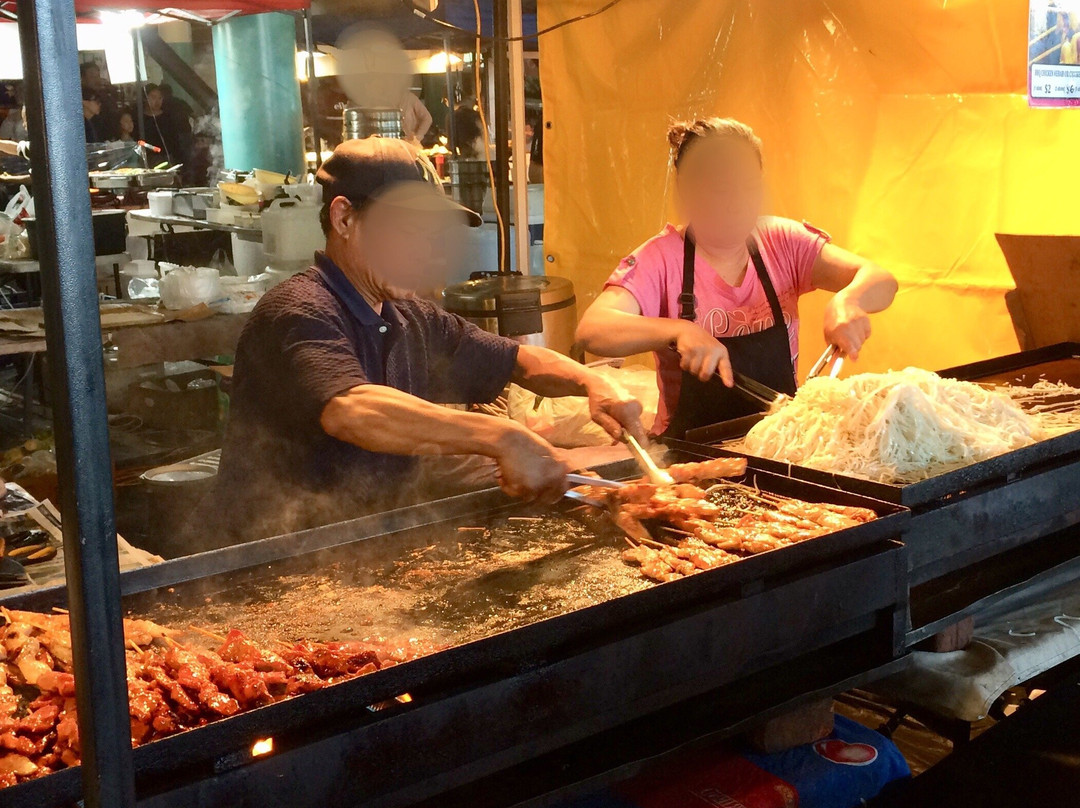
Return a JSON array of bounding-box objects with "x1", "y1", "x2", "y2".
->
[{"x1": 812, "y1": 739, "x2": 878, "y2": 766}]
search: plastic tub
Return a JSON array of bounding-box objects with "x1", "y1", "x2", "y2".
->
[{"x1": 147, "y1": 190, "x2": 174, "y2": 217}]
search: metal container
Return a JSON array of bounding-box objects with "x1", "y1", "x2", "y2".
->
[
  {"x1": 442, "y1": 272, "x2": 578, "y2": 357},
  {"x1": 675, "y1": 341, "x2": 1080, "y2": 645},
  {"x1": 139, "y1": 462, "x2": 218, "y2": 559},
  {"x1": 448, "y1": 157, "x2": 489, "y2": 215},
  {"x1": 342, "y1": 106, "x2": 403, "y2": 141},
  {"x1": 172, "y1": 187, "x2": 217, "y2": 220}
]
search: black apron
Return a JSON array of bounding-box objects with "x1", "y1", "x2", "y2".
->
[{"x1": 661, "y1": 231, "x2": 797, "y2": 439}]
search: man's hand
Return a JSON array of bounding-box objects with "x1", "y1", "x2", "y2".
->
[
  {"x1": 493, "y1": 423, "x2": 572, "y2": 505},
  {"x1": 823, "y1": 292, "x2": 872, "y2": 360},
  {"x1": 674, "y1": 320, "x2": 733, "y2": 385},
  {"x1": 584, "y1": 375, "x2": 647, "y2": 444}
]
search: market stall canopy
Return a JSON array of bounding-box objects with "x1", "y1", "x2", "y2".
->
[{"x1": 71, "y1": 1, "x2": 309, "y2": 12}]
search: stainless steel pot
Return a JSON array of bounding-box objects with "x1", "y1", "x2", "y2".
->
[
  {"x1": 448, "y1": 158, "x2": 488, "y2": 216},
  {"x1": 343, "y1": 107, "x2": 404, "y2": 141},
  {"x1": 442, "y1": 273, "x2": 579, "y2": 358}
]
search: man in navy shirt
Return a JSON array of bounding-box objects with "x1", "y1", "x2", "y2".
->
[{"x1": 209, "y1": 138, "x2": 644, "y2": 545}]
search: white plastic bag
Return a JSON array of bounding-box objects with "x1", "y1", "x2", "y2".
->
[
  {"x1": 0, "y1": 213, "x2": 23, "y2": 259},
  {"x1": 3, "y1": 185, "x2": 33, "y2": 224},
  {"x1": 212, "y1": 273, "x2": 268, "y2": 314},
  {"x1": 507, "y1": 365, "x2": 659, "y2": 448},
  {"x1": 158, "y1": 266, "x2": 223, "y2": 310}
]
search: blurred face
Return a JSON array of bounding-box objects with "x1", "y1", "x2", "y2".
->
[
  {"x1": 674, "y1": 136, "x2": 764, "y2": 250},
  {"x1": 333, "y1": 190, "x2": 465, "y2": 295},
  {"x1": 147, "y1": 89, "x2": 163, "y2": 113},
  {"x1": 120, "y1": 112, "x2": 134, "y2": 135},
  {"x1": 83, "y1": 65, "x2": 102, "y2": 91},
  {"x1": 82, "y1": 98, "x2": 101, "y2": 118}
]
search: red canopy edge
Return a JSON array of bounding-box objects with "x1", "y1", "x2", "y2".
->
[{"x1": 75, "y1": 1, "x2": 309, "y2": 14}]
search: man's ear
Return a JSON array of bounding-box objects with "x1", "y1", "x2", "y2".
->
[{"x1": 328, "y1": 195, "x2": 354, "y2": 238}]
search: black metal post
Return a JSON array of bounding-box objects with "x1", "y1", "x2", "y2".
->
[
  {"x1": 18, "y1": 3, "x2": 136, "y2": 807},
  {"x1": 134, "y1": 28, "x2": 145, "y2": 142},
  {"x1": 303, "y1": 9, "x2": 324, "y2": 168},
  {"x1": 492, "y1": 0, "x2": 512, "y2": 273},
  {"x1": 443, "y1": 33, "x2": 456, "y2": 154}
]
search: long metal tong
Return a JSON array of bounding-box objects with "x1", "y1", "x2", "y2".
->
[
  {"x1": 806, "y1": 344, "x2": 845, "y2": 380},
  {"x1": 623, "y1": 435, "x2": 676, "y2": 485}
]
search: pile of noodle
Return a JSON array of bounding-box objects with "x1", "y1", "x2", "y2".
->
[{"x1": 742, "y1": 368, "x2": 1051, "y2": 483}]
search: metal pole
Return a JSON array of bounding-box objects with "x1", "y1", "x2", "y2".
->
[
  {"x1": 443, "y1": 33, "x2": 456, "y2": 154},
  {"x1": 508, "y1": 0, "x2": 530, "y2": 275},
  {"x1": 17, "y1": 3, "x2": 136, "y2": 807},
  {"x1": 134, "y1": 28, "x2": 145, "y2": 142},
  {"x1": 492, "y1": 0, "x2": 512, "y2": 273},
  {"x1": 303, "y1": 9, "x2": 324, "y2": 168}
]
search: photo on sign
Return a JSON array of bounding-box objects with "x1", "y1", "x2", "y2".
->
[{"x1": 1029, "y1": 1, "x2": 1080, "y2": 106}]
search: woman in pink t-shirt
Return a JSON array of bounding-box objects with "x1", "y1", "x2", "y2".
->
[{"x1": 577, "y1": 117, "x2": 898, "y2": 438}]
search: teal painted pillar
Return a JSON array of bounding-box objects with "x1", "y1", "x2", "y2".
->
[{"x1": 212, "y1": 12, "x2": 304, "y2": 175}]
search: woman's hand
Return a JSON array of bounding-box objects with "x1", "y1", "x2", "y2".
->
[
  {"x1": 674, "y1": 320, "x2": 733, "y2": 385},
  {"x1": 823, "y1": 292, "x2": 872, "y2": 360}
]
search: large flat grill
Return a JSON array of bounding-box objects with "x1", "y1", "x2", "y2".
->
[
  {"x1": 0, "y1": 451, "x2": 907, "y2": 807},
  {"x1": 680, "y1": 342, "x2": 1080, "y2": 643}
]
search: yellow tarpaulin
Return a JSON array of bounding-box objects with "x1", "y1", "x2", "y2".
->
[{"x1": 537, "y1": 0, "x2": 1080, "y2": 375}]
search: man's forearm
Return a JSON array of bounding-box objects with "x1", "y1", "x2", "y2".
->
[
  {"x1": 510, "y1": 344, "x2": 594, "y2": 398},
  {"x1": 321, "y1": 384, "x2": 524, "y2": 458}
]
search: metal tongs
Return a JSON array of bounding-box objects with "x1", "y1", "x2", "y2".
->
[
  {"x1": 730, "y1": 371, "x2": 789, "y2": 409},
  {"x1": 623, "y1": 435, "x2": 676, "y2": 485},
  {"x1": 806, "y1": 344, "x2": 845, "y2": 380},
  {"x1": 564, "y1": 473, "x2": 623, "y2": 508}
]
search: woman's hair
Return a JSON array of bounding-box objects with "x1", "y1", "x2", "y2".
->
[{"x1": 667, "y1": 117, "x2": 762, "y2": 169}]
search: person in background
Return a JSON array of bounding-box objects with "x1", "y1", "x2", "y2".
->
[
  {"x1": 0, "y1": 105, "x2": 26, "y2": 142},
  {"x1": 451, "y1": 101, "x2": 484, "y2": 158},
  {"x1": 117, "y1": 108, "x2": 136, "y2": 143},
  {"x1": 528, "y1": 119, "x2": 544, "y2": 184},
  {"x1": 80, "y1": 62, "x2": 119, "y2": 141},
  {"x1": 81, "y1": 88, "x2": 102, "y2": 144},
  {"x1": 401, "y1": 88, "x2": 433, "y2": 144},
  {"x1": 142, "y1": 83, "x2": 192, "y2": 167},
  {"x1": 576, "y1": 117, "x2": 897, "y2": 438},
  {"x1": 160, "y1": 84, "x2": 194, "y2": 128}
]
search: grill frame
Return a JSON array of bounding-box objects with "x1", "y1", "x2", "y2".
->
[{"x1": 0, "y1": 452, "x2": 908, "y2": 807}]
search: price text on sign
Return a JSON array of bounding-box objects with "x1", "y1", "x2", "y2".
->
[{"x1": 1031, "y1": 65, "x2": 1080, "y2": 99}]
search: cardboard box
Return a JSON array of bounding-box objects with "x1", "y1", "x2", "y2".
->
[{"x1": 997, "y1": 233, "x2": 1080, "y2": 350}]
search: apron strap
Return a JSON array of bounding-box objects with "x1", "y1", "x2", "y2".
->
[
  {"x1": 679, "y1": 229, "x2": 697, "y2": 321},
  {"x1": 747, "y1": 236, "x2": 786, "y2": 327}
]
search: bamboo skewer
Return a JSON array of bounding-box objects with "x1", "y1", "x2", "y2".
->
[{"x1": 188, "y1": 625, "x2": 227, "y2": 643}]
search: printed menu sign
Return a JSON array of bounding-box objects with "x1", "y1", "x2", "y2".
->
[{"x1": 1030, "y1": 2, "x2": 1080, "y2": 107}]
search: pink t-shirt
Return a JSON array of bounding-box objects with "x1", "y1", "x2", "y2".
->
[{"x1": 604, "y1": 216, "x2": 829, "y2": 434}]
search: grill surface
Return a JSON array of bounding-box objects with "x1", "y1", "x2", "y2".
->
[
  {"x1": 0, "y1": 453, "x2": 907, "y2": 806},
  {"x1": 137, "y1": 508, "x2": 649, "y2": 649}
]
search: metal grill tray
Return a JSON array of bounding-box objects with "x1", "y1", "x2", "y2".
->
[
  {"x1": 0, "y1": 451, "x2": 907, "y2": 806},
  {"x1": 678, "y1": 342, "x2": 1080, "y2": 638}
]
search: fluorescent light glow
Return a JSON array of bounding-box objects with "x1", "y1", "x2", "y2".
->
[
  {"x1": 97, "y1": 10, "x2": 147, "y2": 30},
  {"x1": 425, "y1": 51, "x2": 462, "y2": 73},
  {"x1": 295, "y1": 49, "x2": 337, "y2": 82}
]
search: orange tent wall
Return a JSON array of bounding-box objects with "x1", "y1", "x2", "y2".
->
[{"x1": 537, "y1": 0, "x2": 1080, "y2": 376}]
